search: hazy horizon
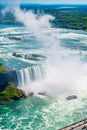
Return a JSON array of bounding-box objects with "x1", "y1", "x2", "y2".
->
[
  {"x1": 0, "y1": 3, "x2": 87, "y2": 5},
  {"x1": 0, "y1": 0, "x2": 87, "y2": 5}
]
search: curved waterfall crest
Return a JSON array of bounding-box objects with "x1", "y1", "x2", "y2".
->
[{"x1": 16, "y1": 64, "x2": 47, "y2": 88}]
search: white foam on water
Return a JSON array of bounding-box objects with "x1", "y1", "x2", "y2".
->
[{"x1": 1, "y1": 6, "x2": 87, "y2": 97}]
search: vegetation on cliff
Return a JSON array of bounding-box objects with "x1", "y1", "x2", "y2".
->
[
  {"x1": 0, "y1": 64, "x2": 26, "y2": 104},
  {"x1": 0, "y1": 82, "x2": 26, "y2": 104},
  {"x1": 0, "y1": 63, "x2": 6, "y2": 71}
]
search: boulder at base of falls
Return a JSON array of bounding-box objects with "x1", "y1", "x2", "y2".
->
[
  {"x1": 38, "y1": 91, "x2": 49, "y2": 96},
  {"x1": 66, "y1": 95, "x2": 77, "y2": 100},
  {"x1": 0, "y1": 82, "x2": 26, "y2": 105}
]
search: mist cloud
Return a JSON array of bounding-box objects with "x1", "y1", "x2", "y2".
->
[
  {"x1": 14, "y1": 7, "x2": 54, "y2": 31},
  {"x1": 2, "y1": 5, "x2": 87, "y2": 97}
]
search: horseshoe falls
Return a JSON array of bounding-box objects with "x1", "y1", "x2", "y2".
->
[{"x1": 1, "y1": 4, "x2": 87, "y2": 130}]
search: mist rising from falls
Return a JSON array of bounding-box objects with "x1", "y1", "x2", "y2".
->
[
  {"x1": 2, "y1": 6, "x2": 87, "y2": 97},
  {"x1": 14, "y1": 8, "x2": 54, "y2": 31},
  {"x1": 15, "y1": 55, "x2": 87, "y2": 96},
  {"x1": 28, "y1": 58, "x2": 87, "y2": 96},
  {"x1": 16, "y1": 65, "x2": 47, "y2": 95},
  {"x1": 2, "y1": 6, "x2": 54, "y2": 32}
]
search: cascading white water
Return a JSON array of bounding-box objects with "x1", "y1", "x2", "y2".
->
[
  {"x1": 3, "y1": 5, "x2": 87, "y2": 97},
  {"x1": 16, "y1": 65, "x2": 47, "y2": 89}
]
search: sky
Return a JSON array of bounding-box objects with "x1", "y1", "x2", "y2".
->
[{"x1": 0, "y1": 0, "x2": 87, "y2": 5}]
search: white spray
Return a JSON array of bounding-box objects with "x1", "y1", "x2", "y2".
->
[
  {"x1": 13, "y1": 7, "x2": 87, "y2": 96},
  {"x1": 2, "y1": 5, "x2": 87, "y2": 97}
]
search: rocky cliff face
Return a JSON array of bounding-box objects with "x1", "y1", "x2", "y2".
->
[
  {"x1": 0, "y1": 82, "x2": 26, "y2": 105},
  {"x1": 0, "y1": 65, "x2": 26, "y2": 104},
  {"x1": 0, "y1": 69, "x2": 18, "y2": 92}
]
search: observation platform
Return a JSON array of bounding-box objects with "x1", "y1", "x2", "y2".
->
[{"x1": 60, "y1": 119, "x2": 87, "y2": 130}]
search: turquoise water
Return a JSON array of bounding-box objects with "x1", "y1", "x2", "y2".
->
[
  {"x1": 1, "y1": 96, "x2": 87, "y2": 129},
  {"x1": 1, "y1": 25, "x2": 87, "y2": 129},
  {"x1": 1, "y1": 7, "x2": 87, "y2": 130}
]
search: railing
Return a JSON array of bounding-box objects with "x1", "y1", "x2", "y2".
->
[{"x1": 59, "y1": 118, "x2": 87, "y2": 130}]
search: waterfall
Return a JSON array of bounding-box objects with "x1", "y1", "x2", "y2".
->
[{"x1": 16, "y1": 65, "x2": 47, "y2": 88}]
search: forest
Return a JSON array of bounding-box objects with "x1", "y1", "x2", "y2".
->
[
  {"x1": 0, "y1": 4, "x2": 87, "y2": 31},
  {"x1": 44, "y1": 5, "x2": 87, "y2": 31}
]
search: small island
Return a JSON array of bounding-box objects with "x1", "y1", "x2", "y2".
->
[
  {"x1": 0, "y1": 64, "x2": 26, "y2": 105},
  {"x1": 0, "y1": 82, "x2": 26, "y2": 105}
]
